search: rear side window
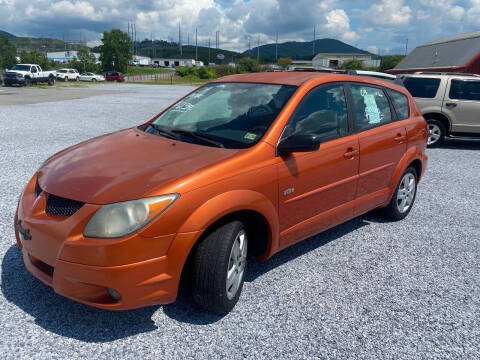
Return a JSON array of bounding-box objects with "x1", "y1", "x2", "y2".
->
[
  {"x1": 403, "y1": 77, "x2": 441, "y2": 98},
  {"x1": 387, "y1": 89, "x2": 409, "y2": 120},
  {"x1": 350, "y1": 85, "x2": 392, "y2": 132},
  {"x1": 283, "y1": 85, "x2": 349, "y2": 142},
  {"x1": 449, "y1": 79, "x2": 480, "y2": 101}
]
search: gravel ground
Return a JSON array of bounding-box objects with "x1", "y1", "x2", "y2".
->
[{"x1": 0, "y1": 84, "x2": 479, "y2": 359}]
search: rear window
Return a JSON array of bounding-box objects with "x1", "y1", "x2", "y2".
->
[
  {"x1": 387, "y1": 89, "x2": 409, "y2": 120},
  {"x1": 449, "y1": 79, "x2": 480, "y2": 101},
  {"x1": 404, "y1": 77, "x2": 441, "y2": 98}
]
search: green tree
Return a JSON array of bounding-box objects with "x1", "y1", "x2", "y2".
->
[
  {"x1": 75, "y1": 48, "x2": 99, "y2": 72},
  {"x1": 340, "y1": 59, "x2": 364, "y2": 70},
  {"x1": 277, "y1": 57, "x2": 292, "y2": 69},
  {"x1": 236, "y1": 57, "x2": 259, "y2": 73},
  {"x1": 99, "y1": 29, "x2": 132, "y2": 72},
  {"x1": 20, "y1": 50, "x2": 51, "y2": 69},
  {"x1": 0, "y1": 34, "x2": 17, "y2": 69},
  {"x1": 379, "y1": 55, "x2": 405, "y2": 72}
]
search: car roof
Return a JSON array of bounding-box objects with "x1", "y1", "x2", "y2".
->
[
  {"x1": 213, "y1": 71, "x2": 406, "y2": 91},
  {"x1": 406, "y1": 72, "x2": 480, "y2": 80}
]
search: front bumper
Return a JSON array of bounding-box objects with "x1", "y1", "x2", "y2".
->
[
  {"x1": 4, "y1": 78, "x2": 25, "y2": 85},
  {"x1": 15, "y1": 174, "x2": 201, "y2": 310}
]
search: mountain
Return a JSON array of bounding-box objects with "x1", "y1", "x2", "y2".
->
[
  {"x1": 130, "y1": 40, "x2": 241, "y2": 65},
  {"x1": 11, "y1": 37, "x2": 88, "y2": 53},
  {"x1": 244, "y1": 38, "x2": 378, "y2": 60},
  {"x1": 0, "y1": 30, "x2": 16, "y2": 38}
]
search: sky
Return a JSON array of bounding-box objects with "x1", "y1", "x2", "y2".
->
[{"x1": 0, "y1": 0, "x2": 479, "y2": 55}]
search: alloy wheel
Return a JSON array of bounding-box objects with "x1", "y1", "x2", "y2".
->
[
  {"x1": 226, "y1": 229, "x2": 247, "y2": 300},
  {"x1": 397, "y1": 173, "x2": 416, "y2": 213},
  {"x1": 427, "y1": 123, "x2": 441, "y2": 145}
]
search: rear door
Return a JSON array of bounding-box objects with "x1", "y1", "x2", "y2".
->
[
  {"x1": 277, "y1": 83, "x2": 359, "y2": 246},
  {"x1": 347, "y1": 84, "x2": 407, "y2": 215},
  {"x1": 443, "y1": 77, "x2": 480, "y2": 134}
]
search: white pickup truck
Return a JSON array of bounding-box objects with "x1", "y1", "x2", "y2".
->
[{"x1": 3, "y1": 64, "x2": 56, "y2": 86}]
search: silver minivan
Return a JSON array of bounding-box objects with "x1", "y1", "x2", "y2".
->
[{"x1": 403, "y1": 73, "x2": 480, "y2": 146}]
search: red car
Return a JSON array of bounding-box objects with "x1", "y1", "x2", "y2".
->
[{"x1": 105, "y1": 71, "x2": 125, "y2": 82}]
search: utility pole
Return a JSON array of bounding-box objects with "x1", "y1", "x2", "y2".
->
[
  {"x1": 257, "y1": 35, "x2": 260, "y2": 63},
  {"x1": 313, "y1": 25, "x2": 316, "y2": 56},
  {"x1": 405, "y1": 38, "x2": 408, "y2": 56},
  {"x1": 133, "y1": 23, "x2": 137, "y2": 56},
  {"x1": 248, "y1": 36, "x2": 252, "y2": 56},
  {"x1": 195, "y1": 28, "x2": 198, "y2": 62},
  {"x1": 275, "y1": 30, "x2": 278, "y2": 61},
  {"x1": 179, "y1": 23, "x2": 182, "y2": 57},
  {"x1": 208, "y1": 38, "x2": 211, "y2": 64}
]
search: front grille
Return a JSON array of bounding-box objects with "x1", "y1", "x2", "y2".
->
[
  {"x1": 35, "y1": 179, "x2": 42, "y2": 197},
  {"x1": 5, "y1": 72, "x2": 18, "y2": 79},
  {"x1": 45, "y1": 193, "x2": 84, "y2": 216}
]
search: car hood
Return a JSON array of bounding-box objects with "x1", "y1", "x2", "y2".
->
[{"x1": 38, "y1": 128, "x2": 239, "y2": 204}]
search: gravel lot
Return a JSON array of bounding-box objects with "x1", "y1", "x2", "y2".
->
[{"x1": 0, "y1": 84, "x2": 479, "y2": 359}]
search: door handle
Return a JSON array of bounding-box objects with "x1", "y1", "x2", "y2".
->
[
  {"x1": 445, "y1": 102, "x2": 457, "y2": 108},
  {"x1": 394, "y1": 134, "x2": 406, "y2": 143},
  {"x1": 343, "y1": 148, "x2": 359, "y2": 159}
]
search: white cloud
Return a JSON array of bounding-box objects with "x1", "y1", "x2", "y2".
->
[
  {"x1": 324, "y1": 9, "x2": 359, "y2": 42},
  {"x1": 366, "y1": 0, "x2": 411, "y2": 26}
]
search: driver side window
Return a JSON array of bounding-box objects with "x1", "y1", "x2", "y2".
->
[{"x1": 283, "y1": 85, "x2": 349, "y2": 142}]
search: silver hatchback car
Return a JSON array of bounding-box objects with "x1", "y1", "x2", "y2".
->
[{"x1": 403, "y1": 72, "x2": 480, "y2": 146}]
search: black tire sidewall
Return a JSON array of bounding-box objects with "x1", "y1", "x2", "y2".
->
[{"x1": 192, "y1": 220, "x2": 247, "y2": 314}]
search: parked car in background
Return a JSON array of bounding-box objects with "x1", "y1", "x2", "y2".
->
[
  {"x1": 105, "y1": 71, "x2": 125, "y2": 82},
  {"x1": 402, "y1": 72, "x2": 480, "y2": 146},
  {"x1": 3, "y1": 64, "x2": 56, "y2": 86},
  {"x1": 15, "y1": 72, "x2": 427, "y2": 314},
  {"x1": 56, "y1": 69, "x2": 80, "y2": 82},
  {"x1": 79, "y1": 72, "x2": 105, "y2": 82}
]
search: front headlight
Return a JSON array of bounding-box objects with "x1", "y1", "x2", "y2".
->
[{"x1": 83, "y1": 194, "x2": 178, "y2": 238}]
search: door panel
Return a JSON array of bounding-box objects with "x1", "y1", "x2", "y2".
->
[
  {"x1": 348, "y1": 84, "x2": 407, "y2": 215},
  {"x1": 444, "y1": 78, "x2": 480, "y2": 134},
  {"x1": 277, "y1": 135, "x2": 359, "y2": 246}
]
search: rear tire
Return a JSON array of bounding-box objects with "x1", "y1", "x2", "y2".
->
[
  {"x1": 192, "y1": 220, "x2": 248, "y2": 315},
  {"x1": 381, "y1": 167, "x2": 418, "y2": 221},
  {"x1": 76, "y1": 77, "x2": 80, "y2": 82},
  {"x1": 427, "y1": 119, "x2": 446, "y2": 147},
  {"x1": 48, "y1": 77, "x2": 55, "y2": 86}
]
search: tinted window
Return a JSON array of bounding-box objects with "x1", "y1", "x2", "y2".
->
[
  {"x1": 283, "y1": 85, "x2": 348, "y2": 142},
  {"x1": 149, "y1": 82, "x2": 297, "y2": 149},
  {"x1": 350, "y1": 85, "x2": 392, "y2": 131},
  {"x1": 403, "y1": 77, "x2": 441, "y2": 98},
  {"x1": 449, "y1": 79, "x2": 480, "y2": 101},
  {"x1": 387, "y1": 89, "x2": 409, "y2": 120}
]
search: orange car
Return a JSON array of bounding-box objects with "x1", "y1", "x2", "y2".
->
[{"x1": 15, "y1": 71, "x2": 428, "y2": 314}]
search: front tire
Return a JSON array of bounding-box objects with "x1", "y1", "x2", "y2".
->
[
  {"x1": 381, "y1": 167, "x2": 418, "y2": 221},
  {"x1": 64, "y1": 77, "x2": 68, "y2": 82},
  {"x1": 427, "y1": 119, "x2": 446, "y2": 147},
  {"x1": 192, "y1": 220, "x2": 248, "y2": 314},
  {"x1": 24, "y1": 78, "x2": 31, "y2": 87}
]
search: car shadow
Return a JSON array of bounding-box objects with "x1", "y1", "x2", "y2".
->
[
  {"x1": 1, "y1": 212, "x2": 385, "y2": 339},
  {"x1": 437, "y1": 138, "x2": 480, "y2": 150}
]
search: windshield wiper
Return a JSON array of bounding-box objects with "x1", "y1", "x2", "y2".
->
[
  {"x1": 149, "y1": 124, "x2": 178, "y2": 140},
  {"x1": 171, "y1": 129, "x2": 225, "y2": 148}
]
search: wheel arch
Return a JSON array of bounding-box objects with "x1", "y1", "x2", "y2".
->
[
  {"x1": 423, "y1": 112, "x2": 451, "y2": 135},
  {"x1": 387, "y1": 147, "x2": 425, "y2": 202},
  {"x1": 177, "y1": 190, "x2": 279, "y2": 260}
]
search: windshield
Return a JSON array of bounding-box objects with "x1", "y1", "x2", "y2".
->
[
  {"x1": 147, "y1": 82, "x2": 297, "y2": 149},
  {"x1": 11, "y1": 65, "x2": 31, "y2": 71}
]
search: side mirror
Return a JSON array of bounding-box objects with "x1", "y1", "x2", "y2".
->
[{"x1": 277, "y1": 133, "x2": 320, "y2": 155}]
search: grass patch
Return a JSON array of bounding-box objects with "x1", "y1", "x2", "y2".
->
[{"x1": 126, "y1": 67, "x2": 174, "y2": 75}]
